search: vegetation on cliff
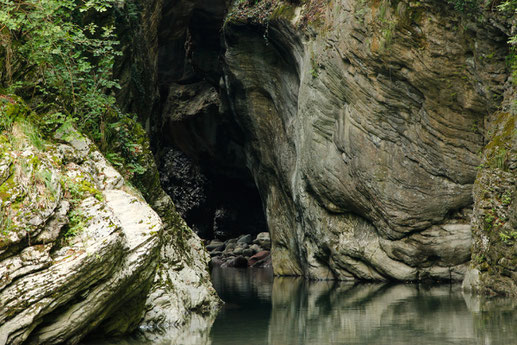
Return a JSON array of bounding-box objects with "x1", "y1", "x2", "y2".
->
[
  {"x1": 0, "y1": 0, "x2": 147, "y2": 182},
  {"x1": 0, "y1": 2, "x2": 220, "y2": 342}
]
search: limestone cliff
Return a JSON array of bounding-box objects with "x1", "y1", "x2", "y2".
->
[
  {"x1": 151, "y1": 0, "x2": 516, "y2": 285},
  {"x1": 0, "y1": 100, "x2": 219, "y2": 344}
]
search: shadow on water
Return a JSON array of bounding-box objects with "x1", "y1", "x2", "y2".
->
[{"x1": 83, "y1": 267, "x2": 517, "y2": 345}]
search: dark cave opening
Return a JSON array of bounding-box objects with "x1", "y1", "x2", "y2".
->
[
  {"x1": 158, "y1": 146, "x2": 268, "y2": 241},
  {"x1": 157, "y1": 146, "x2": 272, "y2": 268},
  {"x1": 147, "y1": 0, "x2": 272, "y2": 268},
  {"x1": 151, "y1": 0, "x2": 269, "y2": 241}
]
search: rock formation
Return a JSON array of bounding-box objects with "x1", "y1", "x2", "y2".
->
[
  {"x1": 0, "y1": 100, "x2": 219, "y2": 344},
  {"x1": 149, "y1": 0, "x2": 516, "y2": 285}
]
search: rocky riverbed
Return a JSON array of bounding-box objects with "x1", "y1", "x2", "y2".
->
[{"x1": 207, "y1": 233, "x2": 272, "y2": 269}]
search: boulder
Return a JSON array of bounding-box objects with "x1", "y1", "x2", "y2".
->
[
  {"x1": 207, "y1": 240, "x2": 225, "y2": 252},
  {"x1": 253, "y1": 232, "x2": 271, "y2": 250},
  {"x1": 252, "y1": 255, "x2": 272, "y2": 269},
  {"x1": 248, "y1": 251, "x2": 270, "y2": 267},
  {"x1": 223, "y1": 242, "x2": 237, "y2": 255},
  {"x1": 237, "y1": 234, "x2": 253, "y2": 244},
  {"x1": 233, "y1": 246, "x2": 244, "y2": 256},
  {"x1": 222, "y1": 256, "x2": 248, "y2": 268},
  {"x1": 210, "y1": 256, "x2": 225, "y2": 267},
  {"x1": 242, "y1": 248, "x2": 254, "y2": 257},
  {"x1": 0, "y1": 120, "x2": 220, "y2": 344},
  {"x1": 250, "y1": 244, "x2": 262, "y2": 254}
]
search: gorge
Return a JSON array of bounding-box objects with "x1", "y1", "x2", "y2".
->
[
  {"x1": 0, "y1": 0, "x2": 516, "y2": 343},
  {"x1": 141, "y1": 0, "x2": 516, "y2": 285}
]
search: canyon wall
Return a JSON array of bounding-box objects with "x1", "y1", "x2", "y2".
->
[{"x1": 154, "y1": 0, "x2": 516, "y2": 285}]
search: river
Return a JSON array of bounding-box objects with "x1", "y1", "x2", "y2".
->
[{"x1": 84, "y1": 267, "x2": 517, "y2": 345}]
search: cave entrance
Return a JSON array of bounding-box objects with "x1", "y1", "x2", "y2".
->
[
  {"x1": 150, "y1": 0, "x2": 271, "y2": 269},
  {"x1": 158, "y1": 146, "x2": 271, "y2": 269}
]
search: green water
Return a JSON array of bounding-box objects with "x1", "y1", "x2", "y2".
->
[{"x1": 86, "y1": 267, "x2": 517, "y2": 345}]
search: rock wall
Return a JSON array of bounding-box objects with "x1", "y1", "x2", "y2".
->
[
  {"x1": 135, "y1": 0, "x2": 271, "y2": 241},
  {"x1": 0, "y1": 100, "x2": 219, "y2": 344},
  {"x1": 464, "y1": 109, "x2": 517, "y2": 295},
  {"x1": 220, "y1": 0, "x2": 512, "y2": 281},
  {"x1": 153, "y1": 0, "x2": 515, "y2": 283}
]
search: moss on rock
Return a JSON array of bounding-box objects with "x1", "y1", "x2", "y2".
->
[{"x1": 469, "y1": 110, "x2": 517, "y2": 296}]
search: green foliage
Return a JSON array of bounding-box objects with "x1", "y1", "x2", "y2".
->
[
  {"x1": 0, "y1": 210, "x2": 15, "y2": 236},
  {"x1": 0, "y1": 0, "x2": 149, "y2": 182},
  {"x1": 499, "y1": 0, "x2": 517, "y2": 90},
  {"x1": 0, "y1": 0, "x2": 121, "y2": 137},
  {"x1": 0, "y1": 96, "x2": 29, "y2": 132},
  {"x1": 65, "y1": 208, "x2": 86, "y2": 238},
  {"x1": 498, "y1": 0, "x2": 517, "y2": 12},
  {"x1": 60, "y1": 173, "x2": 103, "y2": 237},
  {"x1": 102, "y1": 110, "x2": 148, "y2": 179},
  {"x1": 493, "y1": 147, "x2": 508, "y2": 170},
  {"x1": 61, "y1": 174, "x2": 103, "y2": 205},
  {"x1": 447, "y1": 0, "x2": 480, "y2": 13},
  {"x1": 310, "y1": 52, "x2": 319, "y2": 79},
  {"x1": 484, "y1": 212, "x2": 495, "y2": 231},
  {"x1": 474, "y1": 254, "x2": 486, "y2": 264},
  {"x1": 19, "y1": 120, "x2": 46, "y2": 150},
  {"x1": 499, "y1": 231, "x2": 517, "y2": 245},
  {"x1": 501, "y1": 191, "x2": 512, "y2": 206}
]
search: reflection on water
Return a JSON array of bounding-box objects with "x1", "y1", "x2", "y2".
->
[{"x1": 84, "y1": 267, "x2": 517, "y2": 345}]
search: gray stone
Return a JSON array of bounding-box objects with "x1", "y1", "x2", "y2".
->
[
  {"x1": 462, "y1": 268, "x2": 481, "y2": 293},
  {"x1": 253, "y1": 232, "x2": 271, "y2": 249},
  {"x1": 221, "y1": 256, "x2": 248, "y2": 268},
  {"x1": 250, "y1": 244, "x2": 262, "y2": 254},
  {"x1": 223, "y1": 242, "x2": 236, "y2": 255},
  {"x1": 237, "y1": 234, "x2": 253, "y2": 244},
  {"x1": 206, "y1": 241, "x2": 225, "y2": 252},
  {"x1": 226, "y1": 238, "x2": 237, "y2": 246},
  {"x1": 213, "y1": 0, "x2": 507, "y2": 281},
  {"x1": 233, "y1": 246, "x2": 244, "y2": 256},
  {"x1": 145, "y1": 0, "x2": 511, "y2": 283}
]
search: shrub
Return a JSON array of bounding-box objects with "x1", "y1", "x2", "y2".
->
[{"x1": 0, "y1": 0, "x2": 121, "y2": 138}]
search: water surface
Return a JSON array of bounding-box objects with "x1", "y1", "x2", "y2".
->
[{"x1": 86, "y1": 267, "x2": 517, "y2": 345}]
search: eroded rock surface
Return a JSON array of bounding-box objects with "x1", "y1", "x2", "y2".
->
[
  {"x1": 465, "y1": 110, "x2": 517, "y2": 296},
  {"x1": 0, "y1": 102, "x2": 219, "y2": 344},
  {"x1": 152, "y1": 0, "x2": 514, "y2": 282},
  {"x1": 221, "y1": 0, "x2": 504, "y2": 281}
]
